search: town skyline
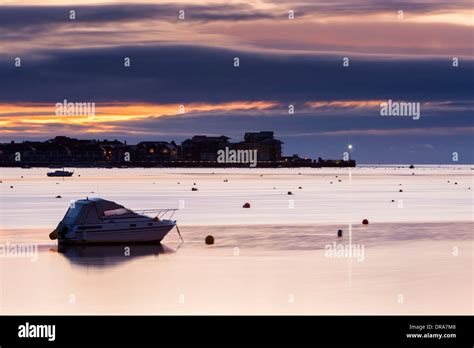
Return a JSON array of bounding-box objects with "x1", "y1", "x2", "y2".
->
[{"x1": 0, "y1": 132, "x2": 357, "y2": 167}]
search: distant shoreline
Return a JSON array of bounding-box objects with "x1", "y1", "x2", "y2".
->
[
  {"x1": 1, "y1": 163, "x2": 472, "y2": 169},
  {"x1": 0, "y1": 161, "x2": 356, "y2": 169}
]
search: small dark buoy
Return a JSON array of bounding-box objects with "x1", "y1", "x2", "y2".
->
[
  {"x1": 447, "y1": 181, "x2": 450, "y2": 183},
  {"x1": 399, "y1": 189, "x2": 403, "y2": 192},
  {"x1": 78, "y1": 175, "x2": 81, "y2": 177},
  {"x1": 177, "y1": 182, "x2": 180, "y2": 184},
  {"x1": 10, "y1": 185, "x2": 13, "y2": 188},
  {"x1": 287, "y1": 191, "x2": 293, "y2": 195},
  {"x1": 193, "y1": 182, "x2": 196, "y2": 185},
  {"x1": 224, "y1": 179, "x2": 228, "y2": 182},
  {"x1": 362, "y1": 219, "x2": 369, "y2": 225},
  {"x1": 409, "y1": 164, "x2": 415, "y2": 169},
  {"x1": 337, "y1": 229, "x2": 343, "y2": 237},
  {"x1": 298, "y1": 173, "x2": 301, "y2": 175},
  {"x1": 55, "y1": 195, "x2": 62, "y2": 198},
  {"x1": 298, "y1": 186, "x2": 302, "y2": 189},
  {"x1": 191, "y1": 187, "x2": 198, "y2": 191},
  {"x1": 242, "y1": 202, "x2": 251, "y2": 208},
  {"x1": 330, "y1": 182, "x2": 333, "y2": 184},
  {"x1": 399, "y1": 184, "x2": 402, "y2": 186},
  {"x1": 391, "y1": 199, "x2": 395, "y2": 202},
  {"x1": 21, "y1": 176, "x2": 24, "y2": 178},
  {"x1": 338, "y1": 179, "x2": 342, "y2": 182},
  {"x1": 412, "y1": 173, "x2": 415, "y2": 175},
  {"x1": 205, "y1": 235, "x2": 214, "y2": 245},
  {"x1": 336, "y1": 175, "x2": 338, "y2": 178},
  {"x1": 454, "y1": 182, "x2": 458, "y2": 185},
  {"x1": 260, "y1": 174, "x2": 263, "y2": 177},
  {"x1": 273, "y1": 187, "x2": 276, "y2": 189}
]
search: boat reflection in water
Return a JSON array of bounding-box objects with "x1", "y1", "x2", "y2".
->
[{"x1": 57, "y1": 243, "x2": 175, "y2": 268}]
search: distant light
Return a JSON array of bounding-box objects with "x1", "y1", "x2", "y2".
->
[{"x1": 348, "y1": 144, "x2": 353, "y2": 150}]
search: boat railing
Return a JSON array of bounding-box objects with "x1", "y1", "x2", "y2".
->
[{"x1": 135, "y1": 208, "x2": 178, "y2": 220}]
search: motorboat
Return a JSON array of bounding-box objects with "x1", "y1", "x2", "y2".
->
[
  {"x1": 47, "y1": 168, "x2": 74, "y2": 177},
  {"x1": 49, "y1": 198, "x2": 178, "y2": 244}
]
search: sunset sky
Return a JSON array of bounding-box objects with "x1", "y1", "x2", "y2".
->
[{"x1": 0, "y1": 0, "x2": 472, "y2": 163}]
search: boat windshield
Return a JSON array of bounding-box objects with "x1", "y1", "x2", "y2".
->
[{"x1": 62, "y1": 204, "x2": 84, "y2": 224}]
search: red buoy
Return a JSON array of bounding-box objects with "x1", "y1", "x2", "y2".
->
[{"x1": 205, "y1": 235, "x2": 214, "y2": 245}]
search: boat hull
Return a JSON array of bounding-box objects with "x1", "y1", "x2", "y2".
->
[{"x1": 59, "y1": 222, "x2": 176, "y2": 245}]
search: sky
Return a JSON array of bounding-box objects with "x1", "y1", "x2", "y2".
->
[{"x1": 0, "y1": 0, "x2": 473, "y2": 163}]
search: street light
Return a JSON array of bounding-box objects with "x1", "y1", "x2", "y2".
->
[{"x1": 347, "y1": 144, "x2": 353, "y2": 161}]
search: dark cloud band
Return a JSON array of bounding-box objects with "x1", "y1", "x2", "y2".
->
[{"x1": 1, "y1": 45, "x2": 472, "y2": 104}]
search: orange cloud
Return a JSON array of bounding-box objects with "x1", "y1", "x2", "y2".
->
[{"x1": 0, "y1": 101, "x2": 278, "y2": 130}]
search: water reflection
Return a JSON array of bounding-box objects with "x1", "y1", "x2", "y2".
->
[{"x1": 57, "y1": 243, "x2": 175, "y2": 268}]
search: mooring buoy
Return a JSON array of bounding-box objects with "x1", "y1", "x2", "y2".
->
[{"x1": 205, "y1": 235, "x2": 214, "y2": 245}]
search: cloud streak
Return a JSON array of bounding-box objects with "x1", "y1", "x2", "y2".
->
[{"x1": 1, "y1": 1, "x2": 472, "y2": 56}]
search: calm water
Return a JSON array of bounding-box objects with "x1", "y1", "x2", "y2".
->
[{"x1": 0, "y1": 167, "x2": 472, "y2": 314}]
